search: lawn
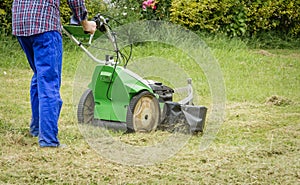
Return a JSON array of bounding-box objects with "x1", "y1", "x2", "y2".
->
[{"x1": 0, "y1": 30, "x2": 299, "y2": 184}]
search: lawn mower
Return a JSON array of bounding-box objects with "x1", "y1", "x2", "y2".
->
[{"x1": 62, "y1": 14, "x2": 207, "y2": 133}]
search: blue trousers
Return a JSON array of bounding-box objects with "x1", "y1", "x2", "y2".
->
[{"x1": 17, "y1": 31, "x2": 63, "y2": 147}]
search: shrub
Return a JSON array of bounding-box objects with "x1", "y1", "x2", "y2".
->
[
  {"x1": 170, "y1": 0, "x2": 248, "y2": 36},
  {"x1": 246, "y1": 0, "x2": 300, "y2": 36},
  {"x1": 0, "y1": 0, "x2": 13, "y2": 36},
  {"x1": 170, "y1": 0, "x2": 300, "y2": 37}
]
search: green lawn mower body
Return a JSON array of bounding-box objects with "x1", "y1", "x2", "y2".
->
[
  {"x1": 63, "y1": 15, "x2": 207, "y2": 133},
  {"x1": 77, "y1": 62, "x2": 176, "y2": 133},
  {"x1": 89, "y1": 65, "x2": 152, "y2": 122},
  {"x1": 77, "y1": 61, "x2": 207, "y2": 133}
]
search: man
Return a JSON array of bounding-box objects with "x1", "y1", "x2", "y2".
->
[{"x1": 12, "y1": 0, "x2": 96, "y2": 147}]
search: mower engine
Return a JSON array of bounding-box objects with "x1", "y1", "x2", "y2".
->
[{"x1": 147, "y1": 80, "x2": 207, "y2": 134}]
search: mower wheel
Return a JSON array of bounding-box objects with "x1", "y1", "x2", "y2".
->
[
  {"x1": 77, "y1": 89, "x2": 95, "y2": 124},
  {"x1": 126, "y1": 91, "x2": 160, "y2": 133}
]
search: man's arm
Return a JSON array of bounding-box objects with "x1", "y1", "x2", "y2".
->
[{"x1": 67, "y1": 0, "x2": 96, "y2": 34}]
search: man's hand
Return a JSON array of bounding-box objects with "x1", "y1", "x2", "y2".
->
[{"x1": 81, "y1": 20, "x2": 97, "y2": 34}]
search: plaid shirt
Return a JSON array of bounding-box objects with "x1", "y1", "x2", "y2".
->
[{"x1": 12, "y1": 0, "x2": 87, "y2": 36}]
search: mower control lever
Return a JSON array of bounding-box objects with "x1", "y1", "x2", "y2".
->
[
  {"x1": 92, "y1": 13, "x2": 109, "y2": 32},
  {"x1": 105, "y1": 55, "x2": 119, "y2": 65}
]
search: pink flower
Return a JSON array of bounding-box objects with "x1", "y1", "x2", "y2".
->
[{"x1": 142, "y1": 0, "x2": 157, "y2": 10}]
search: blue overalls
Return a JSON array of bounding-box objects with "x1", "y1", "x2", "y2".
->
[{"x1": 17, "y1": 31, "x2": 63, "y2": 147}]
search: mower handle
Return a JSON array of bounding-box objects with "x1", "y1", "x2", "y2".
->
[
  {"x1": 62, "y1": 25, "x2": 105, "y2": 64},
  {"x1": 62, "y1": 13, "x2": 120, "y2": 65},
  {"x1": 69, "y1": 14, "x2": 108, "y2": 45}
]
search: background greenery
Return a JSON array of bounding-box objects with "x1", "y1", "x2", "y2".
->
[{"x1": 1, "y1": 0, "x2": 299, "y2": 37}]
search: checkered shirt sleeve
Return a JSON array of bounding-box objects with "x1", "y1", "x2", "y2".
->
[{"x1": 12, "y1": 0, "x2": 87, "y2": 36}]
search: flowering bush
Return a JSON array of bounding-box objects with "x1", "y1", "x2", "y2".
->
[
  {"x1": 142, "y1": 0, "x2": 172, "y2": 20},
  {"x1": 108, "y1": 0, "x2": 171, "y2": 23},
  {"x1": 141, "y1": 0, "x2": 158, "y2": 20},
  {"x1": 142, "y1": 0, "x2": 157, "y2": 11}
]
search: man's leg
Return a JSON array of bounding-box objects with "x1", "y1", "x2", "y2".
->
[
  {"x1": 17, "y1": 37, "x2": 39, "y2": 137},
  {"x1": 32, "y1": 31, "x2": 63, "y2": 147},
  {"x1": 29, "y1": 74, "x2": 39, "y2": 137}
]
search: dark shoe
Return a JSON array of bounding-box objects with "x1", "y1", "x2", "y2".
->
[
  {"x1": 30, "y1": 133, "x2": 38, "y2": 137},
  {"x1": 27, "y1": 131, "x2": 38, "y2": 137},
  {"x1": 58, "y1": 144, "x2": 68, "y2": 148},
  {"x1": 40, "y1": 144, "x2": 67, "y2": 148}
]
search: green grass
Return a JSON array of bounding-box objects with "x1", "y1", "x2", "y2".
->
[{"x1": 0, "y1": 34, "x2": 299, "y2": 184}]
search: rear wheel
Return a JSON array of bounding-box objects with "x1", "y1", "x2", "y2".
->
[
  {"x1": 77, "y1": 89, "x2": 95, "y2": 124},
  {"x1": 126, "y1": 91, "x2": 160, "y2": 133}
]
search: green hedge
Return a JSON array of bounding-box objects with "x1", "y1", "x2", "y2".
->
[
  {"x1": 246, "y1": 0, "x2": 300, "y2": 36},
  {"x1": 0, "y1": 0, "x2": 13, "y2": 35},
  {"x1": 1, "y1": 0, "x2": 299, "y2": 37},
  {"x1": 170, "y1": 0, "x2": 300, "y2": 37}
]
